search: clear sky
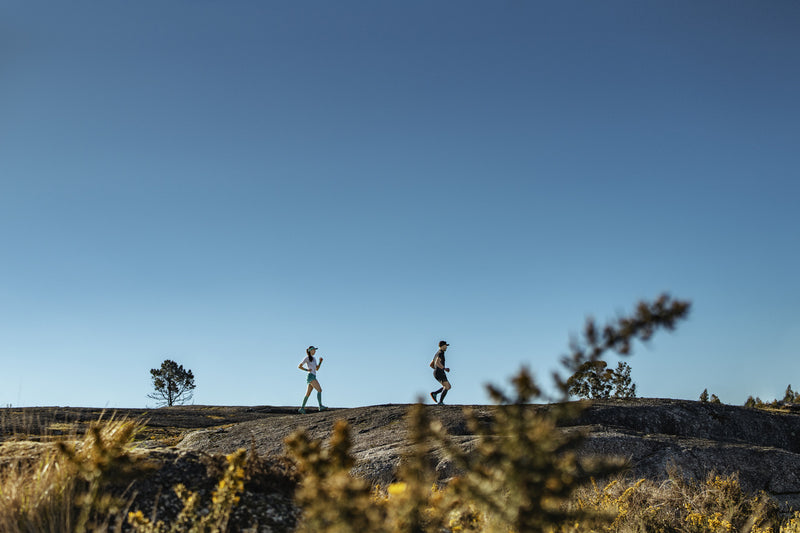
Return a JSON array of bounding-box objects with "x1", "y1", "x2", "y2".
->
[{"x1": 2, "y1": 2, "x2": 798, "y2": 409}]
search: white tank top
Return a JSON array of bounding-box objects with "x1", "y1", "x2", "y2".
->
[{"x1": 301, "y1": 355, "x2": 318, "y2": 374}]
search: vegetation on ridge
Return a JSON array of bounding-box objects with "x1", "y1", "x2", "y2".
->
[{"x1": 6, "y1": 293, "x2": 800, "y2": 531}]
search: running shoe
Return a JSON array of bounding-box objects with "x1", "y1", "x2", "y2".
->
[
  {"x1": 430, "y1": 392, "x2": 438, "y2": 403},
  {"x1": 319, "y1": 406, "x2": 328, "y2": 412},
  {"x1": 298, "y1": 408, "x2": 306, "y2": 414}
]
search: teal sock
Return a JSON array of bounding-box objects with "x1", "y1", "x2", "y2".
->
[
  {"x1": 317, "y1": 391, "x2": 323, "y2": 407},
  {"x1": 301, "y1": 396, "x2": 309, "y2": 408}
]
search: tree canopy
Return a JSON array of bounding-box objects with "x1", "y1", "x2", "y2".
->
[
  {"x1": 565, "y1": 360, "x2": 636, "y2": 399},
  {"x1": 148, "y1": 359, "x2": 196, "y2": 407}
]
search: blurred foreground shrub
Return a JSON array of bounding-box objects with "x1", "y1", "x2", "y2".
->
[
  {"x1": 571, "y1": 472, "x2": 782, "y2": 533},
  {"x1": 0, "y1": 416, "x2": 251, "y2": 533},
  {"x1": 286, "y1": 295, "x2": 705, "y2": 532},
  {"x1": 0, "y1": 418, "x2": 149, "y2": 533},
  {"x1": 127, "y1": 449, "x2": 246, "y2": 533}
]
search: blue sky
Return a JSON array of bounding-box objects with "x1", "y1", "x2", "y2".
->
[{"x1": 1, "y1": 2, "x2": 798, "y2": 408}]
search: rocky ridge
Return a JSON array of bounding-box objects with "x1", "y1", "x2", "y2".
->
[
  {"x1": 177, "y1": 400, "x2": 800, "y2": 510},
  {"x1": 4, "y1": 400, "x2": 800, "y2": 531}
]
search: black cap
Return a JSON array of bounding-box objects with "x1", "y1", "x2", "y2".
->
[
  {"x1": 439, "y1": 340, "x2": 449, "y2": 347},
  {"x1": 308, "y1": 346, "x2": 319, "y2": 351}
]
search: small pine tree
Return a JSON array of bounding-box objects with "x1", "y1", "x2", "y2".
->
[
  {"x1": 710, "y1": 394, "x2": 721, "y2": 404},
  {"x1": 784, "y1": 385, "x2": 797, "y2": 404},
  {"x1": 700, "y1": 389, "x2": 709, "y2": 403},
  {"x1": 148, "y1": 359, "x2": 196, "y2": 407},
  {"x1": 611, "y1": 361, "x2": 636, "y2": 399}
]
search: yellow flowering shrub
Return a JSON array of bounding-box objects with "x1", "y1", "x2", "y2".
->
[
  {"x1": 780, "y1": 512, "x2": 800, "y2": 532},
  {"x1": 127, "y1": 449, "x2": 247, "y2": 533}
]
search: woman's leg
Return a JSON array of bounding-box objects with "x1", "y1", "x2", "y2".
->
[
  {"x1": 300, "y1": 383, "x2": 313, "y2": 411},
  {"x1": 310, "y1": 379, "x2": 326, "y2": 409}
]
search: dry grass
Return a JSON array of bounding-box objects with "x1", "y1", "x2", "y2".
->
[
  {"x1": 569, "y1": 471, "x2": 784, "y2": 533},
  {"x1": 0, "y1": 413, "x2": 290, "y2": 533},
  {"x1": 0, "y1": 417, "x2": 143, "y2": 533}
]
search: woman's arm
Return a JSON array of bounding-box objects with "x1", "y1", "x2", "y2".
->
[
  {"x1": 298, "y1": 363, "x2": 308, "y2": 372},
  {"x1": 317, "y1": 357, "x2": 324, "y2": 369}
]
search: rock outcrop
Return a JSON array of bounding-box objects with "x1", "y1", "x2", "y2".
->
[
  {"x1": 4, "y1": 400, "x2": 800, "y2": 531},
  {"x1": 177, "y1": 400, "x2": 800, "y2": 509},
  {"x1": 575, "y1": 399, "x2": 800, "y2": 510},
  {"x1": 177, "y1": 404, "x2": 487, "y2": 486}
]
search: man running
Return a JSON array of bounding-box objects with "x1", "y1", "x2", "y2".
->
[{"x1": 430, "y1": 340, "x2": 451, "y2": 405}]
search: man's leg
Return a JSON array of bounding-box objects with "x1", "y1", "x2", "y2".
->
[
  {"x1": 438, "y1": 382, "x2": 451, "y2": 404},
  {"x1": 431, "y1": 387, "x2": 443, "y2": 402}
]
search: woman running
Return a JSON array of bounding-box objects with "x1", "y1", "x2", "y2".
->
[{"x1": 298, "y1": 346, "x2": 328, "y2": 413}]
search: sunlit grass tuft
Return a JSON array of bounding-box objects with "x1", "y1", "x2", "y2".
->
[{"x1": 0, "y1": 417, "x2": 146, "y2": 533}]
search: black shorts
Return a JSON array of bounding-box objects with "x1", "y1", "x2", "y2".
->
[{"x1": 434, "y1": 368, "x2": 448, "y2": 383}]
